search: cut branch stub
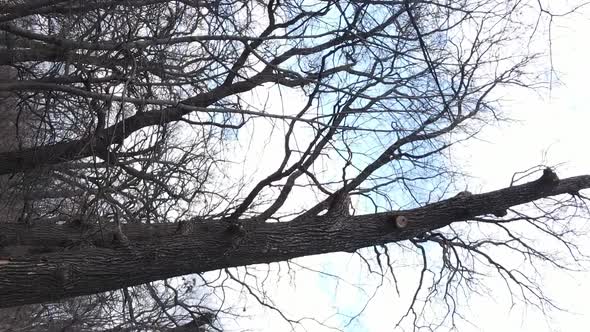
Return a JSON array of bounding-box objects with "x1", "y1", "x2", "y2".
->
[
  {"x1": 493, "y1": 209, "x2": 508, "y2": 217},
  {"x1": 394, "y1": 215, "x2": 409, "y2": 228},
  {"x1": 454, "y1": 191, "x2": 473, "y2": 198},
  {"x1": 539, "y1": 168, "x2": 559, "y2": 186}
]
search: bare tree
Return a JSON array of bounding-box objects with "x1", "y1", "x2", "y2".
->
[
  {"x1": 0, "y1": 0, "x2": 589, "y2": 330},
  {"x1": 0, "y1": 277, "x2": 220, "y2": 331}
]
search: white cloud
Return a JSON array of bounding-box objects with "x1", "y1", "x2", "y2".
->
[{"x1": 208, "y1": 3, "x2": 590, "y2": 331}]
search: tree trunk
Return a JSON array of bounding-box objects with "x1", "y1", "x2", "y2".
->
[{"x1": 0, "y1": 171, "x2": 589, "y2": 308}]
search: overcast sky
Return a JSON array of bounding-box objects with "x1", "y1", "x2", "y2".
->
[
  {"x1": 206, "y1": 3, "x2": 590, "y2": 331},
  {"x1": 450, "y1": 5, "x2": 590, "y2": 331}
]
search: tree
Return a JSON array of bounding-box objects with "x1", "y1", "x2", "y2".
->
[
  {"x1": 0, "y1": 279, "x2": 219, "y2": 331},
  {"x1": 0, "y1": 0, "x2": 588, "y2": 330}
]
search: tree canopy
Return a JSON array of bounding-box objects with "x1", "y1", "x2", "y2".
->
[{"x1": 0, "y1": 0, "x2": 589, "y2": 330}]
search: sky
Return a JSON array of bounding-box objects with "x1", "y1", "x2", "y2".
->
[
  {"x1": 2, "y1": 1, "x2": 588, "y2": 331},
  {"x1": 199, "y1": 2, "x2": 590, "y2": 331},
  {"x1": 448, "y1": 5, "x2": 590, "y2": 330}
]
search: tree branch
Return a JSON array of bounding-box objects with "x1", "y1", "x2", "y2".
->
[{"x1": 0, "y1": 170, "x2": 588, "y2": 307}]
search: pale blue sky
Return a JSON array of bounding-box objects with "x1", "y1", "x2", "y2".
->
[{"x1": 204, "y1": 2, "x2": 590, "y2": 331}]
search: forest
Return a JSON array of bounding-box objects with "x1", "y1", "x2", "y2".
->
[{"x1": 1, "y1": 0, "x2": 589, "y2": 331}]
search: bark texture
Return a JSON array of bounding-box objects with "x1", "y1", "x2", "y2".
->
[{"x1": 0, "y1": 170, "x2": 588, "y2": 308}]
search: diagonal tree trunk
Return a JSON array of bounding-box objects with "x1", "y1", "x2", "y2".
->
[{"x1": 0, "y1": 170, "x2": 588, "y2": 308}]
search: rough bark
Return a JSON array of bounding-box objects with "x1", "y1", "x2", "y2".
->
[
  {"x1": 0, "y1": 171, "x2": 588, "y2": 308},
  {"x1": 0, "y1": 65, "x2": 26, "y2": 224}
]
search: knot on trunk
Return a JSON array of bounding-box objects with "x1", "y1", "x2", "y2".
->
[
  {"x1": 175, "y1": 218, "x2": 195, "y2": 235},
  {"x1": 113, "y1": 225, "x2": 130, "y2": 247}
]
